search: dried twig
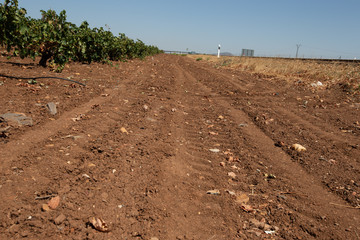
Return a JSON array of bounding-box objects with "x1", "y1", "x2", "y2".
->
[
  {"x1": 329, "y1": 202, "x2": 360, "y2": 209},
  {"x1": 0, "y1": 73, "x2": 86, "y2": 86},
  {"x1": 35, "y1": 195, "x2": 56, "y2": 200},
  {"x1": 278, "y1": 192, "x2": 308, "y2": 197},
  {"x1": 0, "y1": 126, "x2": 11, "y2": 132}
]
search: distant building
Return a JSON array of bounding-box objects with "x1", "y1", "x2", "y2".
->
[{"x1": 241, "y1": 49, "x2": 254, "y2": 57}]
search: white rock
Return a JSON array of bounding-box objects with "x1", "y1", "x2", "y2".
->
[
  {"x1": 291, "y1": 144, "x2": 306, "y2": 152},
  {"x1": 209, "y1": 149, "x2": 220, "y2": 153},
  {"x1": 228, "y1": 172, "x2": 237, "y2": 178}
]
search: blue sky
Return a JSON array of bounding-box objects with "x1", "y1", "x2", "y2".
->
[{"x1": 17, "y1": 0, "x2": 360, "y2": 59}]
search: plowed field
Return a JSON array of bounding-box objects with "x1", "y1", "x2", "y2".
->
[{"x1": 0, "y1": 54, "x2": 359, "y2": 239}]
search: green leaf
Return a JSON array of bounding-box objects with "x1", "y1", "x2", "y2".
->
[
  {"x1": 19, "y1": 24, "x2": 28, "y2": 34},
  {"x1": 28, "y1": 79, "x2": 37, "y2": 84}
]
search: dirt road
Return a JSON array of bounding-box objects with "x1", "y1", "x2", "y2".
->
[{"x1": 0, "y1": 54, "x2": 359, "y2": 239}]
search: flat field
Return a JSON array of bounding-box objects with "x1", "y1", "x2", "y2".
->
[
  {"x1": 189, "y1": 54, "x2": 360, "y2": 90},
  {"x1": 0, "y1": 53, "x2": 359, "y2": 239}
]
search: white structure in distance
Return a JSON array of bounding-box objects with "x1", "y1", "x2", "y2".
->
[{"x1": 217, "y1": 44, "x2": 221, "y2": 58}]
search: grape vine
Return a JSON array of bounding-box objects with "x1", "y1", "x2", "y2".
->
[{"x1": 0, "y1": 0, "x2": 162, "y2": 71}]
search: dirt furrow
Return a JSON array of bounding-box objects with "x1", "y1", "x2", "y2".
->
[
  {"x1": 0, "y1": 59, "x2": 164, "y2": 239},
  {"x1": 1, "y1": 54, "x2": 359, "y2": 239},
  {"x1": 176, "y1": 56, "x2": 360, "y2": 239},
  {"x1": 177, "y1": 57, "x2": 360, "y2": 203}
]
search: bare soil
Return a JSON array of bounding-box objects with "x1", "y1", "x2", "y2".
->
[{"x1": 0, "y1": 53, "x2": 359, "y2": 239}]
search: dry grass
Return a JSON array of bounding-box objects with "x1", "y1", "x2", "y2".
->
[{"x1": 188, "y1": 54, "x2": 360, "y2": 91}]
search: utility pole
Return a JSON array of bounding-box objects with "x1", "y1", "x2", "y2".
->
[
  {"x1": 217, "y1": 44, "x2": 221, "y2": 58},
  {"x1": 296, "y1": 44, "x2": 301, "y2": 58}
]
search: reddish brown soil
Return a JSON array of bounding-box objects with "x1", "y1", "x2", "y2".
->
[{"x1": 0, "y1": 53, "x2": 359, "y2": 239}]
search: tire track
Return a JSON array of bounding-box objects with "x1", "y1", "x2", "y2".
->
[
  {"x1": 181, "y1": 57, "x2": 360, "y2": 202},
  {"x1": 0, "y1": 63, "x2": 149, "y2": 173},
  {"x1": 176, "y1": 57, "x2": 360, "y2": 239},
  {"x1": 150, "y1": 60, "x2": 233, "y2": 239},
  {"x1": 0, "y1": 60, "x2": 166, "y2": 239},
  {"x1": 191, "y1": 60, "x2": 359, "y2": 145}
]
